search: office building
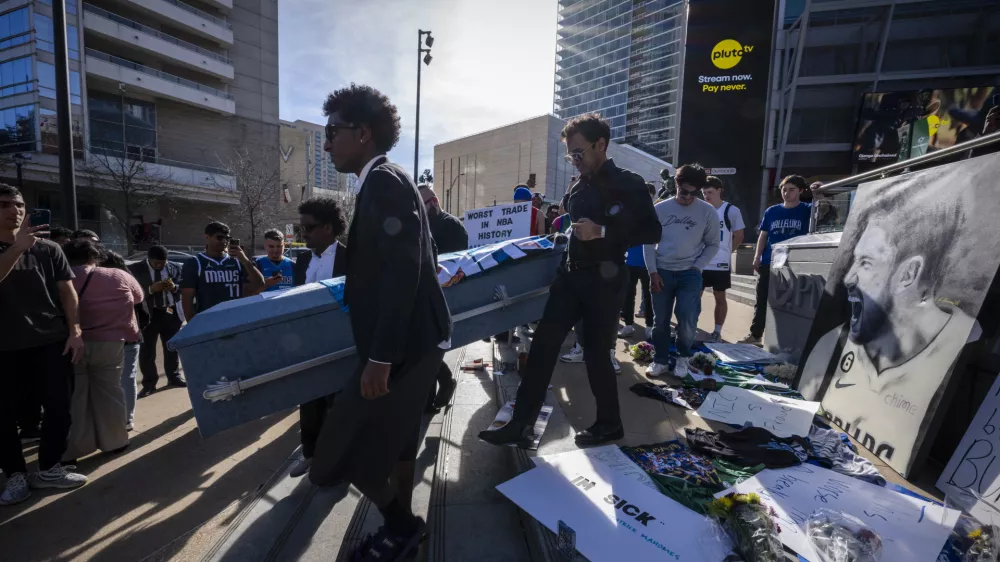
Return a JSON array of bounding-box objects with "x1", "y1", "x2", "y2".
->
[
  {"x1": 0, "y1": 0, "x2": 279, "y2": 252},
  {"x1": 434, "y1": 114, "x2": 671, "y2": 218},
  {"x1": 279, "y1": 119, "x2": 352, "y2": 197},
  {"x1": 553, "y1": 0, "x2": 686, "y2": 162}
]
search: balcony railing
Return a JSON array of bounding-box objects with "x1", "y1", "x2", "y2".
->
[
  {"x1": 84, "y1": 4, "x2": 232, "y2": 64},
  {"x1": 86, "y1": 48, "x2": 234, "y2": 100},
  {"x1": 159, "y1": 0, "x2": 231, "y2": 29}
]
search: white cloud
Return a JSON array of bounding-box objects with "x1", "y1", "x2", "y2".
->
[{"x1": 279, "y1": 0, "x2": 558, "y2": 177}]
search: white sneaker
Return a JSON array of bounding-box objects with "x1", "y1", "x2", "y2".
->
[
  {"x1": 709, "y1": 331, "x2": 721, "y2": 343},
  {"x1": 126, "y1": 421, "x2": 134, "y2": 431},
  {"x1": 0, "y1": 473, "x2": 30, "y2": 505},
  {"x1": 617, "y1": 324, "x2": 635, "y2": 338},
  {"x1": 289, "y1": 453, "x2": 312, "y2": 478},
  {"x1": 610, "y1": 350, "x2": 621, "y2": 374},
  {"x1": 30, "y1": 464, "x2": 87, "y2": 490},
  {"x1": 560, "y1": 344, "x2": 584, "y2": 363},
  {"x1": 675, "y1": 357, "x2": 690, "y2": 377},
  {"x1": 645, "y1": 326, "x2": 653, "y2": 341},
  {"x1": 645, "y1": 362, "x2": 671, "y2": 378}
]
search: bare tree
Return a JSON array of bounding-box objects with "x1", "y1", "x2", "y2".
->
[
  {"x1": 78, "y1": 147, "x2": 176, "y2": 255},
  {"x1": 215, "y1": 145, "x2": 282, "y2": 252}
]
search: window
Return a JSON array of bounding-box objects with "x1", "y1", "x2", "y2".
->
[
  {"x1": 35, "y1": 0, "x2": 77, "y2": 16},
  {"x1": 0, "y1": 8, "x2": 30, "y2": 49},
  {"x1": 0, "y1": 56, "x2": 32, "y2": 97},
  {"x1": 35, "y1": 14, "x2": 80, "y2": 60},
  {"x1": 0, "y1": 103, "x2": 34, "y2": 153},
  {"x1": 39, "y1": 108, "x2": 84, "y2": 158},
  {"x1": 87, "y1": 93, "x2": 157, "y2": 161},
  {"x1": 36, "y1": 62, "x2": 81, "y2": 104}
]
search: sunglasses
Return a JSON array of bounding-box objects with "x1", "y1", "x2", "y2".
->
[
  {"x1": 325, "y1": 123, "x2": 359, "y2": 142},
  {"x1": 564, "y1": 142, "x2": 596, "y2": 164},
  {"x1": 300, "y1": 223, "x2": 325, "y2": 233},
  {"x1": 677, "y1": 188, "x2": 700, "y2": 197}
]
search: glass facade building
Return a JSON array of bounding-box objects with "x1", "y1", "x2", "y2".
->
[{"x1": 553, "y1": 0, "x2": 686, "y2": 161}]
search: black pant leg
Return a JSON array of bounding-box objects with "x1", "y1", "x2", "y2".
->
[
  {"x1": 621, "y1": 266, "x2": 638, "y2": 325},
  {"x1": 36, "y1": 341, "x2": 75, "y2": 471},
  {"x1": 15, "y1": 370, "x2": 41, "y2": 432},
  {"x1": 0, "y1": 348, "x2": 29, "y2": 474},
  {"x1": 159, "y1": 311, "x2": 183, "y2": 379},
  {"x1": 139, "y1": 313, "x2": 162, "y2": 389},
  {"x1": 436, "y1": 362, "x2": 453, "y2": 385},
  {"x1": 638, "y1": 268, "x2": 653, "y2": 327},
  {"x1": 299, "y1": 396, "x2": 329, "y2": 459},
  {"x1": 750, "y1": 265, "x2": 771, "y2": 337},
  {"x1": 512, "y1": 273, "x2": 582, "y2": 426},
  {"x1": 578, "y1": 267, "x2": 628, "y2": 426}
]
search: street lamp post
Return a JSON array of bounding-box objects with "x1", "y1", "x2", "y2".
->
[
  {"x1": 449, "y1": 171, "x2": 465, "y2": 215},
  {"x1": 415, "y1": 29, "x2": 433, "y2": 180},
  {"x1": 52, "y1": 0, "x2": 78, "y2": 229},
  {"x1": 12, "y1": 153, "x2": 29, "y2": 189}
]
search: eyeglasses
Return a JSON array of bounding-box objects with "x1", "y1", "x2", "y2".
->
[
  {"x1": 677, "y1": 188, "x2": 700, "y2": 198},
  {"x1": 300, "y1": 223, "x2": 322, "y2": 233},
  {"x1": 325, "y1": 123, "x2": 359, "y2": 142},
  {"x1": 564, "y1": 142, "x2": 596, "y2": 164}
]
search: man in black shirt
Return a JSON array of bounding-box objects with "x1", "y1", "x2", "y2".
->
[
  {"x1": 418, "y1": 183, "x2": 468, "y2": 411},
  {"x1": 0, "y1": 184, "x2": 87, "y2": 505},
  {"x1": 480, "y1": 113, "x2": 661, "y2": 449},
  {"x1": 181, "y1": 221, "x2": 265, "y2": 319}
]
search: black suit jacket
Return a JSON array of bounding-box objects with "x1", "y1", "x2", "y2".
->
[
  {"x1": 292, "y1": 241, "x2": 347, "y2": 287},
  {"x1": 127, "y1": 260, "x2": 182, "y2": 310},
  {"x1": 344, "y1": 157, "x2": 452, "y2": 365}
]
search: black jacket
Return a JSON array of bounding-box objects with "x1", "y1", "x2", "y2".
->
[
  {"x1": 563, "y1": 158, "x2": 662, "y2": 265},
  {"x1": 127, "y1": 259, "x2": 183, "y2": 307},
  {"x1": 344, "y1": 157, "x2": 452, "y2": 365},
  {"x1": 428, "y1": 211, "x2": 469, "y2": 254},
  {"x1": 292, "y1": 241, "x2": 347, "y2": 287}
]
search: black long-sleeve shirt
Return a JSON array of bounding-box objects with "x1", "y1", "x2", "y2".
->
[
  {"x1": 428, "y1": 211, "x2": 469, "y2": 254},
  {"x1": 563, "y1": 158, "x2": 661, "y2": 265}
]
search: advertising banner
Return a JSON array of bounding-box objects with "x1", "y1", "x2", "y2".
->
[
  {"x1": 677, "y1": 0, "x2": 777, "y2": 227},
  {"x1": 463, "y1": 202, "x2": 531, "y2": 248},
  {"x1": 852, "y1": 86, "x2": 997, "y2": 164}
]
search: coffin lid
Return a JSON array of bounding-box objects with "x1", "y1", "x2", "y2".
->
[{"x1": 168, "y1": 282, "x2": 342, "y2": 351}]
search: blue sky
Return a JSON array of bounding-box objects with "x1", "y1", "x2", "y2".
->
[{"x1": 278, "y1": 0, "x2": 558, "y2": 178}]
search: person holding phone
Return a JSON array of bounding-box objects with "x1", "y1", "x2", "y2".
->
[
  {"x1": 254, "y1": 229, "x2": 294, "y2": 293},
  {"x1": 180, "y1": 222, "x2": 264, "y2": 320},
  {"x1": 128, "y1": 245, "x2": 185, "y2": 397}
]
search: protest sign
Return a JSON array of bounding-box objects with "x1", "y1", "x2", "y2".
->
[
  {"x1": 464, "y1": 202, "x2": 531, "y2": 247},
  {"x1": 718, "y1": 464, "x2": 960, "y2": 562},
  {"x1": 695, "y1": 386, "x2": 819, "y2": 438},
  {"x1": 937, "y1": 375, "x2": 1000, "y2": 526},
  {"x1": 498, "y1": 457, "x2": 732, "y2": 561},
  {"x1": 532, "y1": 445, "x2": 658, "y2": 492},
  {"x1": 704, "y1": 342, "x2": 781, "y2": 364}
]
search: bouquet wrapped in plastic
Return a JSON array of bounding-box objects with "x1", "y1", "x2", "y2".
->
[
  {"x1": 805, "y1": 509, "x2": 883, "y2": 562},
  {"x1": 629, "y1": 341, "x2": 654, "y2": 363},
  {"x1": 709, "y1": 493, "x2": 785, "y2": 562}
]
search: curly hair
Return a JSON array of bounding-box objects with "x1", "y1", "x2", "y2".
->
[
  {"x1": 561, "y1": 112, "x2": 611, "y2": 146},
  {"x1": 298, "y1": 197, "x2": 347, "y2": 238},
  {"x1": 322, "y1": 84, "x2": 401, "y2": 153}
]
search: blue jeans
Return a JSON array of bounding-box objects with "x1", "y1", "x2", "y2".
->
[
  {"x1": 651, "y1": 268, "x2": 702, "y2": 363},
  {"x1": 122, "y1": 343, "x2": 140, "y2": 424}
]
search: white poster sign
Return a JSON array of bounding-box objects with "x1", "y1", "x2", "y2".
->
[
  {"x1": 531, "y1": 445, "x2": 658, "y2": 492},
  {"x1": 497, "y1": 460, "x2": 732, "y2": 561},
  {"x1": 705, "y1": 342, "x2": 781, "y2": 364},
  {"x1": 464, "y1": 202, "x2": 531, "y2": 247},
  {"x1": 937, "y1": 375, "x2": 1000, "y2": 526},
  {"x1": 695, "y1": 386, "x2": 819, "y2": 438},
  {"x1": 718, "y1": 464, "x2": 960, "y2": 562}
]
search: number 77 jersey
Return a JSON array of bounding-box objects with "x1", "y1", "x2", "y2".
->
[{"x1": 182, "y1": 252, "x2": 248, "y2": 314}]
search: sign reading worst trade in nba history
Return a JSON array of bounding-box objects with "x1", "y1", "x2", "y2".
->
[{"x1": 464, "y1": 202, "x2": 531, "y2": 248}]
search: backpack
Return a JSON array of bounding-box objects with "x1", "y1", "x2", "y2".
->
[{"x1": 723, "y1": 202, "x2": 733, "y2": 232}]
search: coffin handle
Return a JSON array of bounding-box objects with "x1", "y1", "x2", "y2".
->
[{"x1": 493, "y1": 284, "x2": 510, "y2": 309}]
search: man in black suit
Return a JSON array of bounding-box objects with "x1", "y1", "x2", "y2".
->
[
  {"x1": 127, "y1": 245, "x2": 185, "y2": 397},
  {"x1": 286, "y1": 197, "x2": 347, "y2": 478},
  {"x1": 309, "y1": 84, "x2": 452, "y2": 561}
]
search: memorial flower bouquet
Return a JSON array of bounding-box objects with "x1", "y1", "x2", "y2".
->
[
  {"x1": 629, "y1": 341, "x2": 654, "y2": 363},
  {"x1": 708, "y1": 493, "x2": 784, "y2": 562},
  {"x1": 689, "y1": 352, "x2": 718, "y2": 376},
  {"x1": 763, "y1": 362, "x2": 798, "y2": 382}
]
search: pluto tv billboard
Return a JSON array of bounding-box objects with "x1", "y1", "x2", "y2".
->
[{"x1": 677, "y1": 0, "x2": 776, "y2": 225}]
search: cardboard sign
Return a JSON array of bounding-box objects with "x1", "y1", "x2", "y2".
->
[
  {"x1": 718, "y1": 464, "x2": 960, "y2": 562},
  {"x1": 464, "y1": 202, "x2": 531, "y2": 247},
  {"x1": 937, "y1": 374, "x2": 1000, "y2": 525},
  {"x1": 532, "y1": 445, "x2": 658, "y2": 492},
  {"x1": 695, "y1": 386, "x2": 819, "y2": 438},
  {"x1": 497, "y1": 458, "x2": 732, "y2": 561}
]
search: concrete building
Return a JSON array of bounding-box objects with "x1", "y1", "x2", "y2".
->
[
  {"x1": 768, "y1": 0, "x2": 1000, "y2": 184},
  {"x1": 433, "y1": 114, "x2": 672, "y2": 218},
  {"x1": 553, "y1": 0, "x2": 686, "y2": 162},
  {"x1": 0, "y1": 0, "x2": 279, "y2": 253},
  {"x1": 279, "y1": 119, "x2": 352, "y2": 197}
]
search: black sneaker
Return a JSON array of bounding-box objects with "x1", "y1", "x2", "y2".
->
[
  {"x1": 352, "y1": 517, "x2": 426, "y2": 562},
  {"x1": 167, "y1": 377, "x2": 187, "y2": 388},
  {"x1": 478, "y1": 420, "x2": 534, "y2": 449},
  {"x1": 433, "y1": 378, "x2": 457, "y2": 410},
  {"x1": 138, "y1": 387, "x2": 155, "y2": 399},
  {"x1": 574, "y1": 423, "x2": 624, "y2": 447}
]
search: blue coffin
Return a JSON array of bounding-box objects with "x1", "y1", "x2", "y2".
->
[{"x1": 168, "y1": 244, "x2": 564, "y2": 437}]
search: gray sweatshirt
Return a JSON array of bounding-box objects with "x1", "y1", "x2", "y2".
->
[{"x1": 643, "y1": 197, "x2": 721, "y2": 272}]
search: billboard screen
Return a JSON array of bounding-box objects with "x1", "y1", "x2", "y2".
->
[
  {"x1": 852, "y1": 87, "x2": 997, "y2": 164},
  {"x1": 677, "y1": 0, "x2": 777, "y2": 226}
]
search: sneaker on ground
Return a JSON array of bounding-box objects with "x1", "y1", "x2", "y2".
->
[
  {"x1": 559, "y1": 344, "x2": 584, "y2": 363},
  {"x1": 0, "y1": 473, "x2": 30, "y2": 505},
  {"x1": 674, "y1": 356, "x2": 690, "y2": 377},
  {"x1": 709, "y1": 331, "x2": 722, "y2": 342},
  {"x1": 30, "y1": 464, "x2": 87, "y2": 490},
  {"x1": 645, "y1": 362, "x2": 671, "y2": 378},
  {"x1": 645, "y1": 326, "x2": 653, "y2": 341},
  {"x1": 126, "y1": 421, "x2": 134, "y2": 432},
  {"x1": 289, "y1": 453, "x2": 312, "y2": 478},
  {"x1": 738, "y1": 333, "x2": 762, "y2": 345},
  {"x1": 610, "y1": 350, "x2": 621, "y2": 374},
  {"x1": 617, "y1": 324, "x2": 635, "y2": 338}
]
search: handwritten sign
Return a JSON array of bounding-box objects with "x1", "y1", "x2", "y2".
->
[
  {"x1": 718, "y1": 464, "x2": 960, "y2": 562},
  {"x1": 498, "y1": 456, "x2": 733, "y2": 561},
  {"x1": 532, "y1": 445, "x2": 658, "y2": 492},
  {"x1": 464, "y1": 202, "x2": 531, "y2": 248},
  {"x1": 695, "y1": 386, "x2": 819, "y2": 438},
  {"x1": 937, "y1": 375, "x2": 1000, "y2": 525}
]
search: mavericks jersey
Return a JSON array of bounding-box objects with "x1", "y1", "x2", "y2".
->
[
  {"x1": 705, "y1": 203, "x2": 745, "y2": 271},
  {"x1": 182, "y1": 253, "x2": 247, "y2": 313},
  {"x1": 255, "y1": 256, "x2": 294, "y2": 291}
]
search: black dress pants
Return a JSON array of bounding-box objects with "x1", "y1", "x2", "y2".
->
[
  {"x1": 622, "y1": 265, "x2": 653, "y2": 327},
  {"x1": 0, "y1": 341, "x2": 74, "y2": 474},
  {"x1": 750, "y1": 265, "x2": 771, "y2": 337},
  {"x1": 300, "y1": 395, "x2": 332, "y2": 459},
  {"x1": 512, "y1": 265, "x2": 627, "y2": 428},
  {"x1": 139, "y1": 308, "x2": 183, "y2": 389}
]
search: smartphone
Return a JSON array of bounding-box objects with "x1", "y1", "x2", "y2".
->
[
  {"x1": 29, "y1": 208, "x2": 51, "y2": 228},
  {"x1": 229, "y1": 238, "x2": 241, "y2": 248}
]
